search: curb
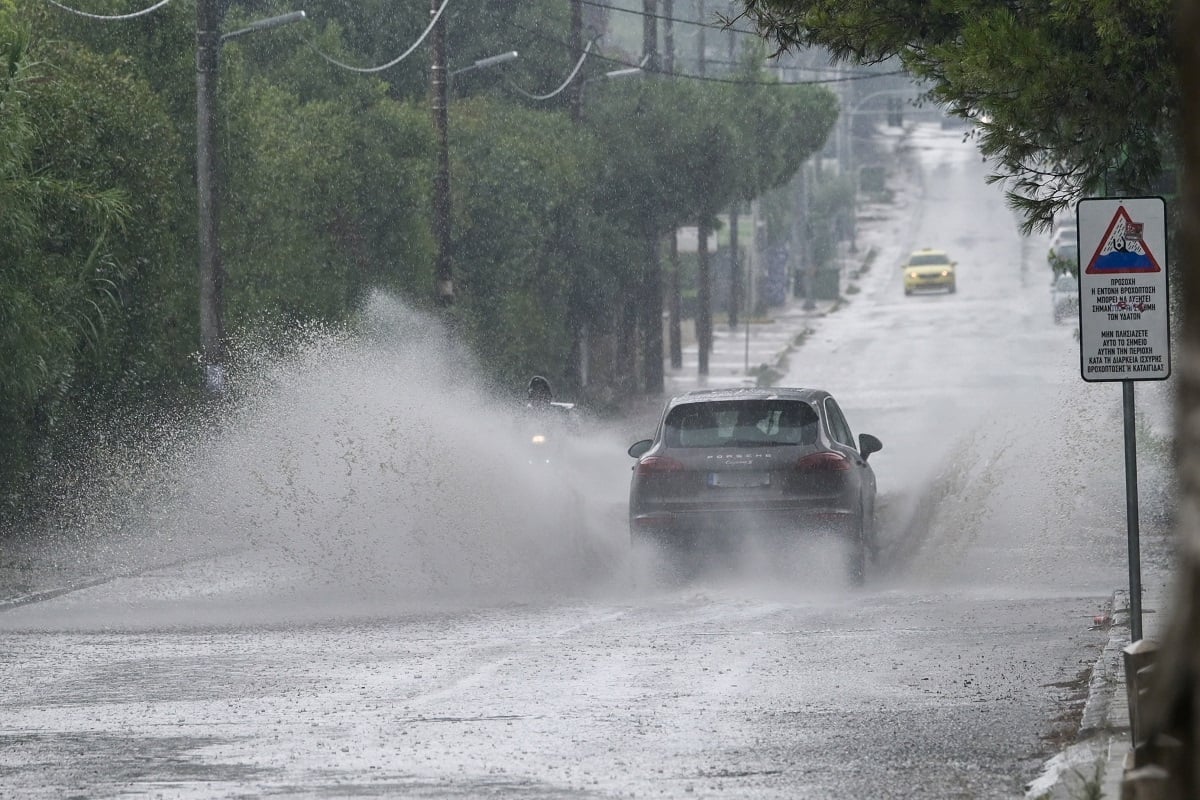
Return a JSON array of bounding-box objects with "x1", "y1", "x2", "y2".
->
[{"x1": 1026, "y1": 590, "x2": 1129, "y2": 799}]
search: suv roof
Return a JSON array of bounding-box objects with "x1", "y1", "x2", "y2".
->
[{"x1": 670, "y1": 387, "x2": 829, "y2": 406}]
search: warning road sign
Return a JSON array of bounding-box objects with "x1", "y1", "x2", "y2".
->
[
  {"x1": 1077, "y1": 197, "x2": 1170, "y2": 382},
  {"x1": 1084, "y1": 205, "x2": 1162, "y2": 275}
]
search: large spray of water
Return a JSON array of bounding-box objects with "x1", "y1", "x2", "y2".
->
[{"x1": 11, "y1": 293, "x2": 636, "y2": 625}]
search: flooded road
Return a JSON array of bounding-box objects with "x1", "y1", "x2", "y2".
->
[{"x1": 0, "y1": 124, "x2": 1173, "y2": 798}]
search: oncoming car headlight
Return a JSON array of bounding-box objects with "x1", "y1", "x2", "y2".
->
[{"x1": 531, "y1": 434, "x2": 547, "y2": 445}]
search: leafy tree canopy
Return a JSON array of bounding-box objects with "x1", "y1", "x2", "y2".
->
[{"x1": 738, "y1": 0, "x2": 1177, "y2": 230}]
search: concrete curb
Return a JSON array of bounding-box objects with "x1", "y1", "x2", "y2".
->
[
  {"x1": 1025, "y1": 591, "x2": 1128, "y2": 799},
  {"x1": 1026, "y1": 579, "x2": 1177, "y2": 800}
]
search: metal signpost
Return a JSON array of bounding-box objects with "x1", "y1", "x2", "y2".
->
[{"x1": 1077, "y1": 196, "x2": 1170, "y2": 642}]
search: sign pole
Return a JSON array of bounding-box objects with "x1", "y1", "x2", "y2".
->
[
  {"x1": 1076, "y1": 195, "x2": 1168, "y2": 644},
  {"x1": 1121, "y1": 379, "x2": 1143, "y2": 641}
]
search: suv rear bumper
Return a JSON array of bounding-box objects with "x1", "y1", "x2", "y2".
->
[{"x1": 631, "y1": 507, "x2": 860, "y2": 550}]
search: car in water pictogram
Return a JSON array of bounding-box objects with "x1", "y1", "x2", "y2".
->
[
  {"x1": 626, "y1": 388, "x2": 882, "y2": 584},
  {"x1": 903, "y1": 248, "x2": 957, "y2": 295}
]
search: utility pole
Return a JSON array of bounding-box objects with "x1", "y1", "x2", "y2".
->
[
  {"x1": 642, "y1": 0, "x2": 658, "y2": 72},
  {"x1": 640, "y1": 0, "x2": 663, "y2": 393},
  {"x1": 569, "y1": 0, "x2": 583, "y2": 122},
  {"x1": 664, "y1": 0, "x2": 681, "y2": 369},
  {"x1": 726, "y1": 3, "x2": 740, "y2": 329},
  {"x1": 662, "y1": 0, "x2": 674, "y2": 74},
  {"x1": 698, "y1": 221, "x2": 711, "y2": 375},
  {"x1": 194, "y1": 7, "x2": 304, "y2": 394},
  {"x1": 696, "y1": 0, "x2": 710, "y2": 375},
  {"x1": 431, "y1": 0, "x2": 453, "y2": 305},
  {"x1": 567, "y1": 0, "x2": 585, "y2": 392},
  {"x1": 196, "y1": 0, "x2": 224, "y2": 393}
]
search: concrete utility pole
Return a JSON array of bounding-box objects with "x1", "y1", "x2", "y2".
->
[
  {"x1": 195, "y1": 7, "x2": 304, "y2": 394},
  {"x1": 642, "y1": 0, "x2": 658, "y2": 73},
  {"x1": 569, "y1": 0, "x2": 583, "y2": 122},
  {"x1": 695, "y1": 0, "x2": 711, "y2": 375},
  {"x1": 430, "y1": 0, "x2": 453, "y2": 305},
  {"x1": 662, "y1": 0, "x2": 674, "y2": 75},
  {"x1": 640, "y1": 0, "x2": 663, "y2": 393},
  {"x1": 698, "y1": 221, "x2": 711, "y2": 375},
  {"x1": 196, "y1": 0, "x2": 224, "y2": 393},
  {"x1": 663, "y1": 0, "x2": 681, "y2": 369}
]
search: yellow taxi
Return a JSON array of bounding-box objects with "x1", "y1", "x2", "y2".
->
[{"x1": 903, "y1": 248, "x2": 957, "y2": 295}]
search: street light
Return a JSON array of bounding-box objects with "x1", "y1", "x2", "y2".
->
[
  {"x1": 600, "y1": 66, "x2": 643, "y2": 79},
  {"x1": 430, "y1": 39, "x2": 520, "y2": 306},
  {"x1": 575, "y1": 57, "x2": 647, "y2": 114},
  {"x1": 196, "y1": 6, "x2": 306, "y2": 394},
  {"x1": 451, "y1": 50, "x2": 519, "y2": 78}
]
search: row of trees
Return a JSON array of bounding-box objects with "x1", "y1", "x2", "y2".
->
[
  {"x1": 740, "y1": 0, "x2": 1178, "y2": 228},
  {"x1": 0, "y1": 0, "x2": 843, "y2": 517}
]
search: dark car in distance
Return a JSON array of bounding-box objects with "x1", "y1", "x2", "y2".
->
[{"x1": 627, "y1": 388, "x2": 882, "y2": 584}]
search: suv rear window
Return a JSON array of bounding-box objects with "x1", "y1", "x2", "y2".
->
[{"x1": 664, "y1": 400, "x2": 819, "y2": 448}]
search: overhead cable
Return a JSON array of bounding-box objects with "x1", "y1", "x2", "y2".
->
[
  {"x1": 506, "y1": 39, "x2": 596, "y2": 100},
  {"x1": 580, "y1": 0, "x2": 757, "y2": 35},
  {"x1": 501, "y1": 20, "x2": 905, "y2": 87},
  {"x1": 42, "y1": 0, "x2": 173, "y2": 21},
  {"x1": 306, "y1": 0, "x2": 450, "y2": 74}
]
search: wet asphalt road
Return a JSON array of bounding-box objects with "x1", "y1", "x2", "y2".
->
[{"x1": 0, "y1": 123, "x2": 1173, "y2": 798}]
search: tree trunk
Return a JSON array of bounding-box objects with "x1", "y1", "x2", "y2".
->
[
  {"x1": 729, "y1": 203, "x2": 740, "y2": 329},
  {"x1": 642, "y1": 233, "x2": 664, "y2": 394},
  {"x1": 1144, "y1": 2, "x2": 1200, "y2": 795},
  {"x1": 669, "y1": 232, "x2": 682, "y2": 369},
  {"x1": 618, "y1": 291, "x2": 638, "y2": 398}
]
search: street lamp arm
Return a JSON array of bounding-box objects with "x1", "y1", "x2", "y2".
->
[
  {"x1": 450, "y1": 50, "x2": 519, "y2": 77},
  {"x1": 601, "y1": 53, "x2": 650, "y2": 79},
  {"x1": 221, "y1": 10, "x2": 307, "y2": 43}
]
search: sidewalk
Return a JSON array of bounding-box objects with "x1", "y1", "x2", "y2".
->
[
  {"x1": 1026, "y1": 576, "x2": 1175, "y2": 799},
  {"x1": 658, "y1": 130, "x2": 914, "y2": 399},
  {"x1": 662, "y1": 294, "x2": 844, "y2": 397}
]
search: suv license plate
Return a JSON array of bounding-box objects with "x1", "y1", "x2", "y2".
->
[{"x1": 708, "y1": 472, "x2": 770, "y2": 488}]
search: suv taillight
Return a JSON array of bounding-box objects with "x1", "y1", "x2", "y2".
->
[
  {"x1": 636, "y1": 456, "x2": 685, "y2": 475},
  {"x1": 794, "y1": 452, "x2": 851, "y2": 471}
]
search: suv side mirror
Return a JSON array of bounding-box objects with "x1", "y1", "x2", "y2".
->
[
  {"x1": 859, "y1": 433, "x2": 883, "y2": 461},
  {"x1": 628, "y1": 439, "x2": 653, "y2": 459}
]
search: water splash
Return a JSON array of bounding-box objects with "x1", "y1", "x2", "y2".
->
[{"x1": 11, "y1": 293, "x2": 634, "y2": 625}]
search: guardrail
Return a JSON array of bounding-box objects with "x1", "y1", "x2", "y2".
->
[{"x1": 1119, "y1": 639, "x2": 1183, "y2": 799}]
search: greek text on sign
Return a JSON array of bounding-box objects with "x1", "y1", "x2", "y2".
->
[{"x1": 1077, "y1": 197, "x2": 1170, "y2": 382}]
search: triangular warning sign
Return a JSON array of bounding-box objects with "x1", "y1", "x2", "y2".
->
[{"x1": 1085, "y1": 206, "x2": 1161, "y2": 274}]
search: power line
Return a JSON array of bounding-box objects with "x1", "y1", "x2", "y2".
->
[
  {"x1": 502, "y1": 20, "x2": 904, "y2": 87},
  {"x1": 580, "y1": 0, "x2": 757, "y2": 36},
  {"x1": 507, "y1": 39, "x2": 596, "y2": 100},
  {"x1": 41, "y1": 0, "x2": 173, "y2": 21},
  {"x1": 305, "y1": 0, "x2": 450, "y2": 74}
]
